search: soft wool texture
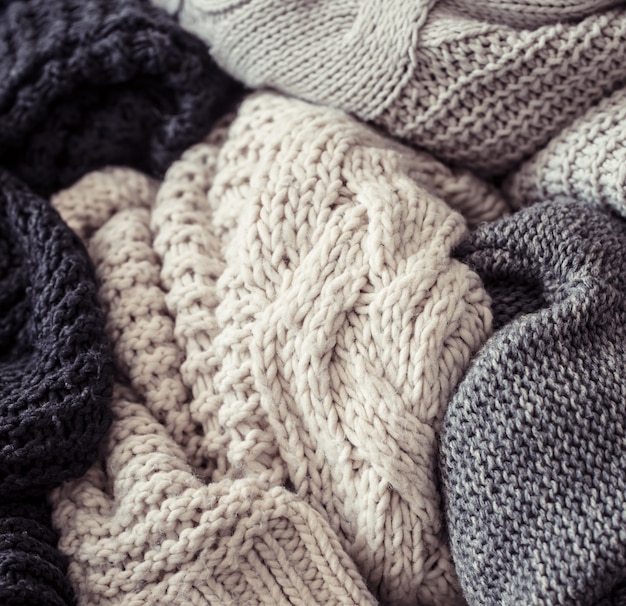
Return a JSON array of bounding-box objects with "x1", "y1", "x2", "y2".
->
[
  {"x1": 504, "y1": 87, "x2": 626, "y2": 218},
  {"x1": 0, "y1": 170, "x2": 113, "y2": 605},
  {"x1": 0, "y1": 500, "x2": 75, "y2": 606},
  {"x1": 50, "y1": 92, "x2": 501, "y2": 606},
  {"x1": 0, "y1": 0, "x2": 242, "y2": 197},
  {"x1": 153, "y1": 0, "x2": 436, "y2": 120},
  {"x1": 440, "y1": 0, "x2": 622, "y2": 27},
  {"x1": 155, "y1": 0, "x2": 626, "y2": 176},
  {"x1": 441, "y1": 201, "x2": 626, "y2": 605}
]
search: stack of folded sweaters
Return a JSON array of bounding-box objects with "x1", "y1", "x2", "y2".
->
[{"x1": 0, "y1": 1, "x2": 624, "y2": 604}]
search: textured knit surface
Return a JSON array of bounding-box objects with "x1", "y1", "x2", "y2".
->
[
  {"x1": 0, "y1": 500, "x2": 74, "y2": 606},
  {"x1": 152, "y1": 0, "x2": 436, "y2": 120},
  {"x1": 156, "y1": 0, "x2": 626, "y2": 177},
  {"x1": 0, "y1": 170, "x2": 113, "y2": 604},
  {"x1": 0, "y1": 0, "x2": 242, "y2": 197},
  {"x1": 440, "y1": 201, "x2": 626, "y2": 605},
  {"x1": 377, "y1": 2, "x2": 626, "y2": 176},
  {"x1": 50, "y1": 92, "x2": 501, "y2": 606},
  {"x1": 441, "y1": 0, "x2": 622, "y2": 27},
  {"x1": 504, "y1": 86, "x2": 626, "y2": 218}
]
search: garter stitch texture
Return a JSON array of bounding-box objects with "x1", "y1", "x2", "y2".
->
[
  {"x1": 50, "y1": 92, "x2": 501, "y2": 606},
  {"x1": 440, "y1": 201, "x2": 626, "y2": 605},
  {"x1": 0, "y1": 170, "x2": 113, "y2": 604},
  {"x1": 154, "y1": 0, "x2": 626, "y2": 176},
  {"x1": 0, "y1": 0, "x2": 241, "y2": 197}
]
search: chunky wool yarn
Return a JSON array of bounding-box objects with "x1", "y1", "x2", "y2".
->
[
  {"x1": 50, "y1": 92, "x2": 501, "y2": 606},
  {"x1": 49, "y1": 150, "x2": 378, "y2": 606},
  {"x1": 155, "y1": 0, "x2": 626, "y2": 176},
  {"x1": 440, "y1": 201, "x2": 626, "y2": 605},
  {"x1": 504, "y1": 87, "x2": 626, "y2": 218},
  {"x1": 0, "y1": 170, "x2": 113, "y2": 604},
  {"x1": 0, "y1": 0, "x2": 242, "y2": 197},
  {"x1": 0, "y1": 500, "x2": 74, "y2": 606}
]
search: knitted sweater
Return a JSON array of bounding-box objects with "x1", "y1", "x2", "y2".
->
[
  {"x1": 504, "y1": 86, "x2": 626, "y2": 219},
  {"x1": 0, "y1": 170, "x2": 113, "y2": 604},
  {"x1": 0, "y1": 0, "x2": 241, "y2": 197},
  {"x1": 50, "y1": 92, "x2": 504, "y2": 606},
  {"x1": 440, "y1": 201, "x2": 626, "y2": 605},
  {"x1": 153, "y1": 0, "x2": 626, "y2": 176}
]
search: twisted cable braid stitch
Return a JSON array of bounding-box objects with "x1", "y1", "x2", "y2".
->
[
  {"x1": 52, "y1": 92, "x2": 501, "y2": 605},
  {"x1": 51, "y1": 144, "x2": 377, "y2": 606}
]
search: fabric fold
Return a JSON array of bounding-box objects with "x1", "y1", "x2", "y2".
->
[
  {"x1": 441, "y1": 201, "x2": 626, "y2": 605},
  {"x1": 0, "y1": 0, "x2": 242, "y2": 197},
  {"x1": 152, "y1": 0, "x2": 436, "y2": 120},
  {"x1": 0, "y1": 170, "x2": 113, "y2": 604},
  {"x1": 0, "y1": 500, "x2": 73, "y2": 606},
  {"x1": 51, "y1": 92, "x2": 503, "y2": 605},
  {"x1": 504, "y1": 87, "x2": 626, "y2": 218},
  {"x1": 157, "y1": 0, "x2": 626, "y2": 176}
]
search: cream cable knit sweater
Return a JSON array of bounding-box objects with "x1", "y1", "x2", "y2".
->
[
  {"x1": 153, "y1": 0, "x2": 626, "y2": 176},
  {"x1": 51, "y1": 92, "x2": 501, "y2": 606}
]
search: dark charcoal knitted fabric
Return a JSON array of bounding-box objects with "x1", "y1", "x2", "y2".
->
[
  {"x1": 0, "y1": 170, "x2": 113, "y2": 604},
  {"x1": 0, "y1": 0, "x2": 242, "y2": 197},
  {"x1": 441, "y1": 201, "x2": 626, "y2": 606},
  {"x1": 0, "y1": 499, "x2": 74, "y2": 606}
]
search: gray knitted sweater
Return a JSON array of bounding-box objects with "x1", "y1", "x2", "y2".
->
[
  {"x1": 152, "y1": 0, "x2": 626, "y2": 177},
  {"x1": 441, "y1": 200, "x2": 626, "y2": 606}
]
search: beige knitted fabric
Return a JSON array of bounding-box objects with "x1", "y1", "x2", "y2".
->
[
  {"x1": 377, "y1": 2, "x2": 626, "y2": 176},
  {"x1": 51, "y1": 92, "x2": 498, "y2": 606},
  {"x1": 442, "y1": 0, "x2": 622, "y2": 27},
  {"x1": 50, "y1": 161, "x2": 377, "y2": 606},
  {"x1": 503, "y1": 87, "x2": 626, "y2": 218},
  {"x1": 152, "y1": 0, "x2": 436, "y2": 120},
  {"x1": 153, "y1": 0, "x2": 626, "y2": 176}
]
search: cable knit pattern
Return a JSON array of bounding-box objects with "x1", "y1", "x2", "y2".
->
[
  {"x1": 156, "y1": 0, "x2": 626, "y2": 177},
  {"x1": 49, "y1": 146, "x2": 377, "y2": 606},
  {"x1": 0, "y1": 170, "x2": 113, "y2": 604},
  {"x1": 50, "y1": 92, "x2": 500, "y2": 606},
  {"x1": 441, "y1": 201, "x2": 626, "y2": 605},
  {"x1": 504, "y1": 87, "x2": 626, "y2": 218},
  {"x1": 0, "y1": 0, "x2": 241, "y2": 197}
]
